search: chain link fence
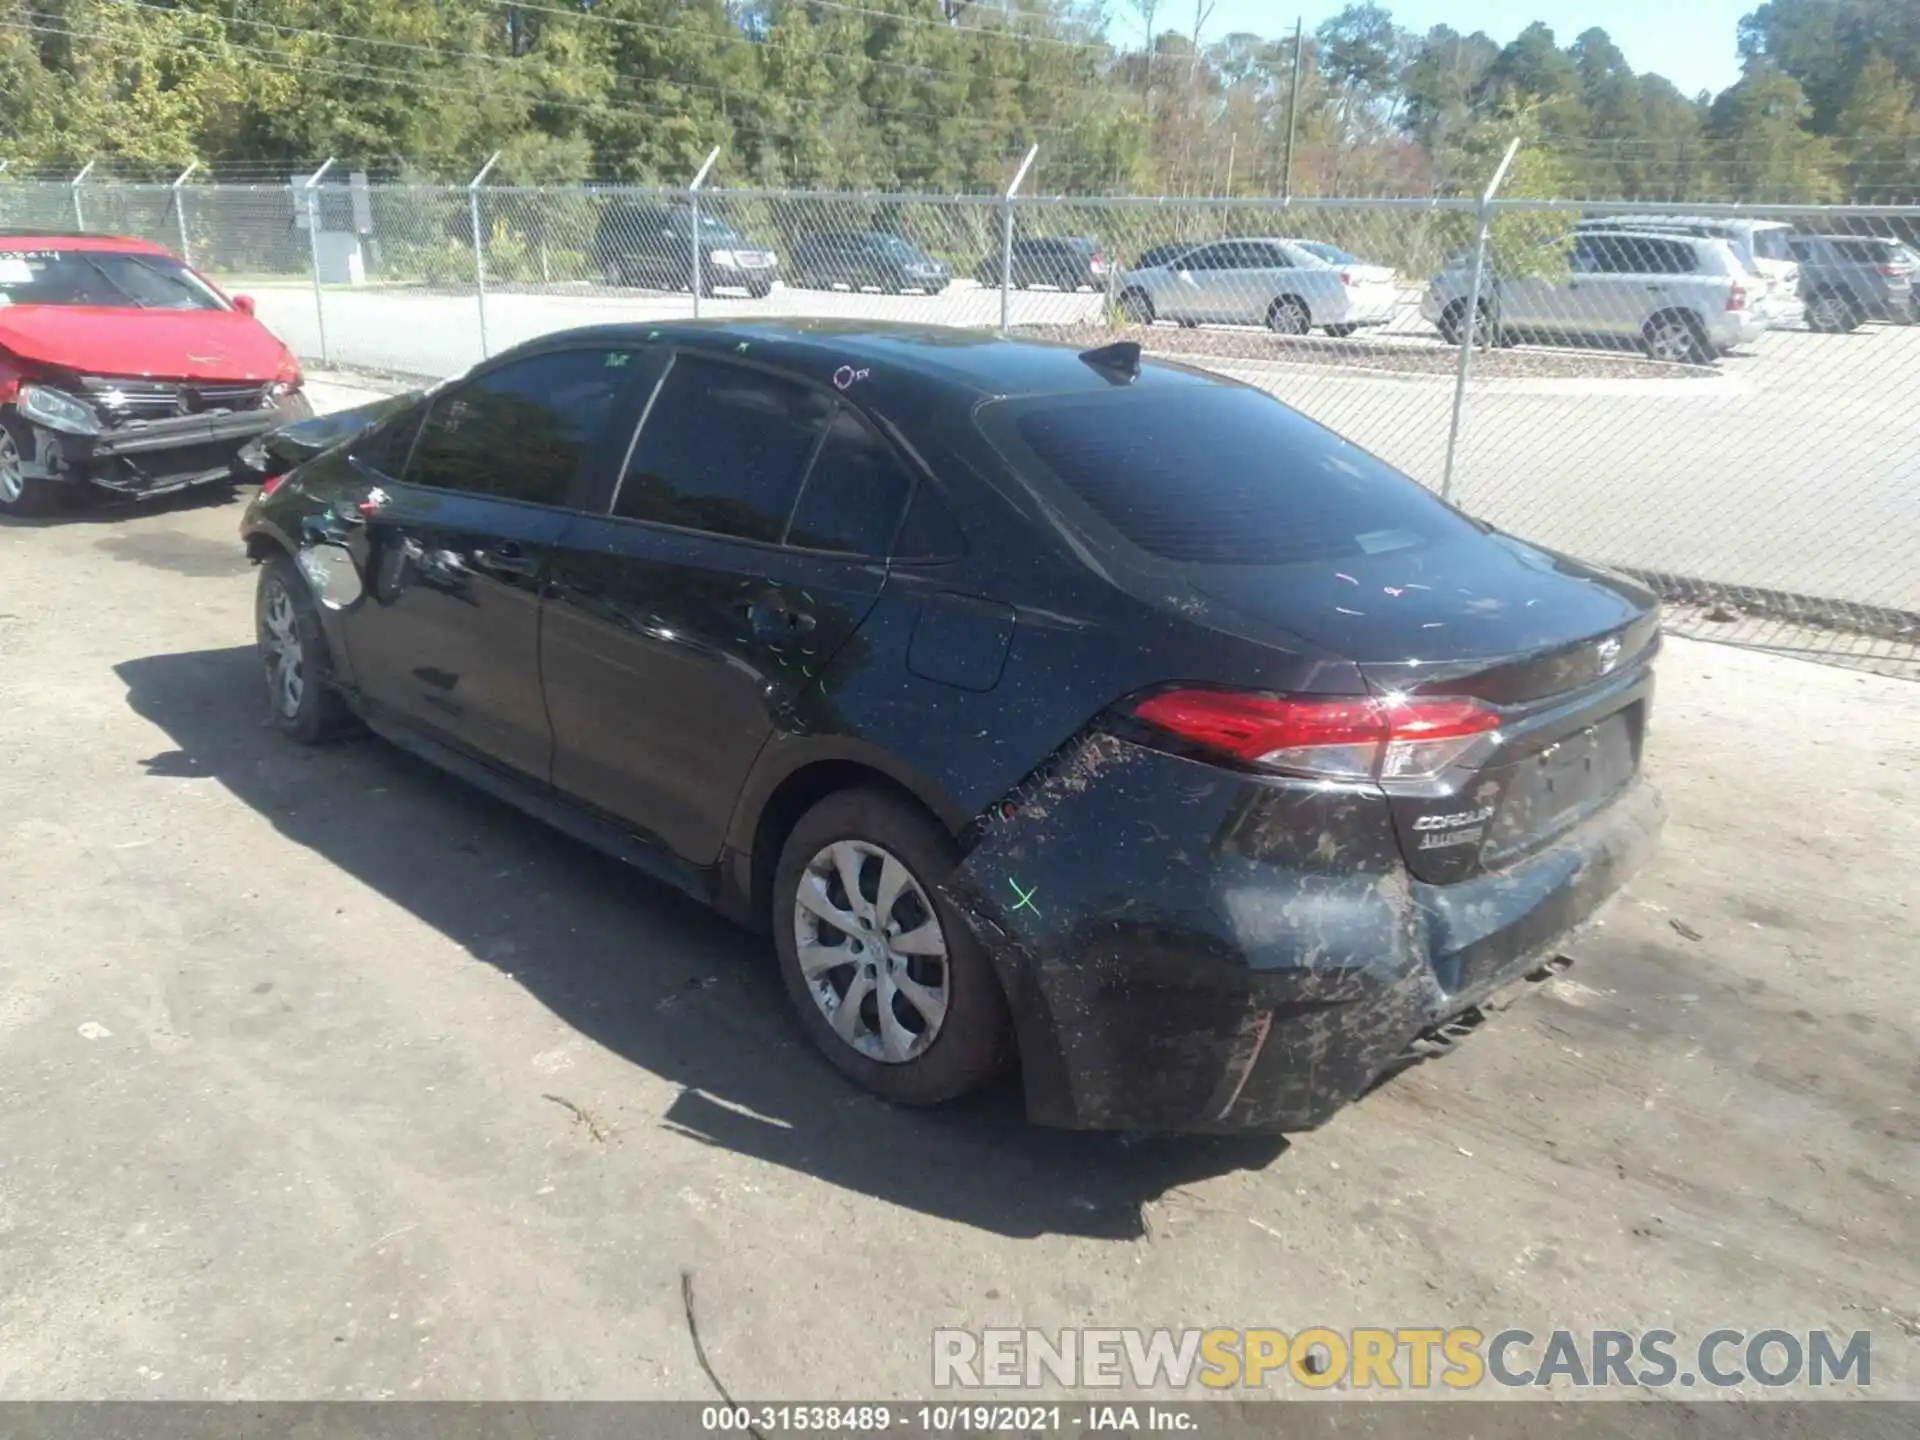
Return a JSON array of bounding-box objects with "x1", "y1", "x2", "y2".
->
[{"x1": 2, "y1": 174, "x2": 1916, "y2": 675}]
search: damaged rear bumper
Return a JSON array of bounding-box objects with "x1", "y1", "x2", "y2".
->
[
  {"x1": 944, "y1": 735, "x2": 1665, "y2": 1134},
  {"x1": 27, "y1": 397, "x2": 312, "y2": 499}
]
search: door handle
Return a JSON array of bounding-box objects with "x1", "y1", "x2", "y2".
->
[
  {"x1": 745, "y1": 597, "x2": 818, "y2": 641},
  {"x1": 472, "y1": 543, "x2": 538, "y2": 577}
]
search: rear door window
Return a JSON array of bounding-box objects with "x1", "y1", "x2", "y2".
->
[
  {"x1": 351, "y1": 403, "x2": 428, "y2": 479},
  {"x1": 785, "y1": 407, "x2": 915, "y2": 556},
  {"x1": 986, "y1": 387, "x2": 1480, "y2": 566},
  {"x1": 1833, "y1": 239, "x2": 1896, "y2": 263},
  {"x1": 613, "y1": 354, "x2": 834, "y2": 542},
  {"x1": 408, "y1": 347, "x2": 635, "y2": 506}
]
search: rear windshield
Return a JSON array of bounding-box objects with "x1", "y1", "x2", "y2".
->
[
  {"x1": 1299, "y1": 242, "x2": 1360, "y2": 265},
  {"x1": 0, "y1": 248, "x2": 225, "y2": 310},
  {"x1": 1833, "y1": 238, "x2": 1900, "y2": 261},
  {"x1": 1753, "y1": 228, "x2": 1795, "y2": 262},
  {"x1": 988, "y1": 387, "x2": 1480, "y2": 566}
]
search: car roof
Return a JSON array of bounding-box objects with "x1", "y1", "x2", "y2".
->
[
  {"x1": 1579, "y1": 215, "x2": 1791, "y2": 232},
  {"x1": 500, "y1": 318, "x2": 1238, "y2": 401},
  {"x1": 0, "y1": 230, "x2": 175, "y2": 254},
  {"x1": 1580, "y1": 229, "x2": 1719, "y2": 246}
]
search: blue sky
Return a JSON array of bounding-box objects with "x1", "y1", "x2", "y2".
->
[{"x1": 1167, "y1": 1, "x2": 1753, "y2": 100}]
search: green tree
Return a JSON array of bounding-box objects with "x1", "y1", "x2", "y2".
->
[{"x1": 1708, "y1": 58, "x2": 1841, "y2": 200}]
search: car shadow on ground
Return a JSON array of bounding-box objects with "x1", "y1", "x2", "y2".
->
[
  {"x1": 115, "y1": 645, "x2": 1288, "y2": 1240},
  {"x1": 0, "y1": 480, "x2": 246, "y2": 530}
]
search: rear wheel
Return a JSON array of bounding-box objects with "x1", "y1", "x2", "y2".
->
[
  {"x1": 746, "y1": 280, "x2": 772, "y2": 299},
  {"x1": 256, "y1": 554, "x2": 350, "y2": 744},
  {"x1": 1437, "y1": 297, "x2": 1496, "y2": 348},
  {"x1": 1118, "y1": 288, "x2": 1155, "y2": 325},
  {"x1": 1266, "y1": 296, "x2": 1311, "y2": 335},
  {"x1": 773, "y1": 788, "x2": 1012, "y2": 1106},
  {"x1": 1324, "y1": 323, "x2": 1361, "y2": 338},
  {"x1": 1807, "y1": 289, "x2": 1862, "y2": 333},
  {"x1": 1641, "y1": 311, "x2": 1713, "y2": 366},
  {"x1": 0, "y1": 414, "x2": 61, "y2": 518}
]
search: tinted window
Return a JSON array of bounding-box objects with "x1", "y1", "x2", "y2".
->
[
  {"x1": 0, "y1": 249, "x2": 225, "y2": 310},
  {"x1": 786, "y1": 407, "x2": 915, "y2": 555},
  {"x1": 1753, "y1": 229, "x2": 1795, "y2": 262},
  {"x1": 352, "y1": 403, "x2": 427, "y2": 478},
  {"x1": 409, "y1": 348, "x2": 632, "y2": 506},
  {"x1": 995, "y1": 387, "x2": 1479, "y2": 566},
  {"x1": 1833, "y1": 238, "x2": 1897, "y2": 262},
  {"x1": 1300, "y1": 242, "x2": 1360, "y2": 265},
  {"x1": 615, "y1": 355, "x2": 832, "y2": 541}
]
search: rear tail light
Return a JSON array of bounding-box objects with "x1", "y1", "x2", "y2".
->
[
  {"x1": 1879, "y1": 264, "x2": 1908, "y2": 277},
  {"x1": 259, "y1": 472, "x2": 290, "y2": 496},
  {"x1": 1131, "y1": 689, "x2": 1501, "y2": 783},
  {"x1": 1726, "y1": 284, "x2": 1748, "y2": 311},
  {"x1": 1339, "y1": 269, "x2": 1353, "y2": 287}
]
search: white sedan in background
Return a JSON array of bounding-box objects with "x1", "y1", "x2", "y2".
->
[{"x1": 1116, "y1": 237, "x2": 1401, "y2": 336}]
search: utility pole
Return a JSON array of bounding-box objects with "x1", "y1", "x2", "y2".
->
[{"x1": 1282, "y1": 17, "x2": 1304, "y2": 202}]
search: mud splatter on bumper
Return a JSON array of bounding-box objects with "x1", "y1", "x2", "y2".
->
[{"x1": 944, "y1": 734, "x2": 1665, "y2": 1133}]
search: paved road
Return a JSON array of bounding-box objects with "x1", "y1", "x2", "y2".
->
[
  {"x1": 0, "y1": 381, "x2": 1914, "y2": 1404},
  {"x1": 241, "y1": 281, "x2": 1920, "y2": 612}
]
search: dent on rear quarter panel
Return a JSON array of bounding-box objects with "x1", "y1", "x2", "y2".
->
[{"x1": 939, "y1": 732, "x2": 1439, "y2": 1131}]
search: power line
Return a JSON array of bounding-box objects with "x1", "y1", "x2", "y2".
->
[
  {"x1": 91, "y1": 0, "x2": 1057, "y2": 143},
  {"x1": 473, "y1": 0, "x2": 1103, "y2": 85},
  {"x1": 4, "y1": 11, "x2": 1042, "y2": 153}
]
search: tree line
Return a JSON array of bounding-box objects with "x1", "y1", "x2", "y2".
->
[{"x1": 0, "y1": 0, "x2": 1915, "y2": 201}]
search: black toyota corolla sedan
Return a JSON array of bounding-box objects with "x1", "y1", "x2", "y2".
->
[{"x1": 240, "y1": 320, "x2": 1664, "y2": 1133}]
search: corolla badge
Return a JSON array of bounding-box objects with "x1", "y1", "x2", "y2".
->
[{"x1": 1595, "y1": 636, "x2": 1623, "y2": 674}]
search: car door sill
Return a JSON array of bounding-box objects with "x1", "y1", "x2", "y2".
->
[{"x1": 364, "y1": 715, "x2": 715, "y2": 907}]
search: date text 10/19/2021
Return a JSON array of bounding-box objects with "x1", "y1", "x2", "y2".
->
[{"x1": 702, "y1": 1407, "x2": 1196, "y2": 1433}]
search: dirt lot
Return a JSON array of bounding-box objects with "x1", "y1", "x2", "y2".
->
[{"x1": 0, "y1": 379, "x2": 1915, "y2": 1405}]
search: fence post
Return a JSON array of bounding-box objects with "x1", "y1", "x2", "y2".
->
[
  {"x1": 302, "y1": 158, "x2": 335, "y2": 367},
  {"x1": 687, "y1": 146, "x2": 720, "y2": 320},
  {"x1": 1440, "y1": 138, "x2": 1520, "y2": 505},
  {"x1": 1000, "y1": 144, "x2": 1038, "y2": 338},
  {"x1": 170, "y1": 161, "x2": 198, "y2": 264},
  {"x1": 469, "y1": 151, "x2": 502, "y2": 359},
  {"x1": 70, "y1": 160, "x2": 95, "y2": 230}
]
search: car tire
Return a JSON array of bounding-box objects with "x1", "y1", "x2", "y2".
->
[
  {"x1": 1443, "y1": 299, "x2": 1497, "y2": 351},
  {"x1": 256, "y1": 553, "x2": 350, "y2": 745},
  {"x1": 1176, "y1": 318, "x2": 1200, "y2": 329},
  {"x1": 1265, "y1": 296, "x2": 1311, "y2": 335},
  {"x1": 1807, "y1": 290, "x2": 1862, "y2": 333},
  {"x1": 747, "y1": 281, "x2": 772, "y2": 299},
  {"x1": 772, "y1": 787, "x2": 1013, "y2": 1107},
  {"x1": 0, "y1": 414, "x2": 64, "y2": 518},
  {"x1": 1324, "y1": 324, "x2": 1361, "y2": 338},
  {"x1": 1641, "y1": 311, "x2": 1714, "y2": 366},
  {"x1": 1118, "y1": 288, "x2": 1155, "y2": 325}
]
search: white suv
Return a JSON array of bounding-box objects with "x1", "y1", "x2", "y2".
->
[
  {"x1": 1577, "y1": 215, "x2": 1804, "y2": 328},
  {"x1": 1422, "y1": 230, "x2": 1768, "y2": 364}
]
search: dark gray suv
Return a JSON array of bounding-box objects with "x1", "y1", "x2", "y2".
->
[{"x1": 1787, "y1": 234, "x2": 1918, "y2": 331}]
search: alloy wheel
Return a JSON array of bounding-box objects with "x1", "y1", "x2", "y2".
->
[
  {"x1": 1646, "y1": 318, "x2": 1698, "y2": 364},
  {"x1": 1267, "y1": 298, "x2": 1310, "y2": 335},
  {"x1": 0, "y1": 427, "x2": 23, "y2": 506},
  {"x1": 792, "y1": 839, "x2": 950, "y2": 1065},
  {"x1": 260, "y1": 578, "x2": 305, "y2": 719},
  {"x1": 1810, "y1": 294, "x2": 1849, "y2": 331}
]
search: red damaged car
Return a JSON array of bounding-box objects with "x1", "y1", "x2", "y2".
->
[{"x1": 0, "y1": 231, "x2": 310, "y2": 516}]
